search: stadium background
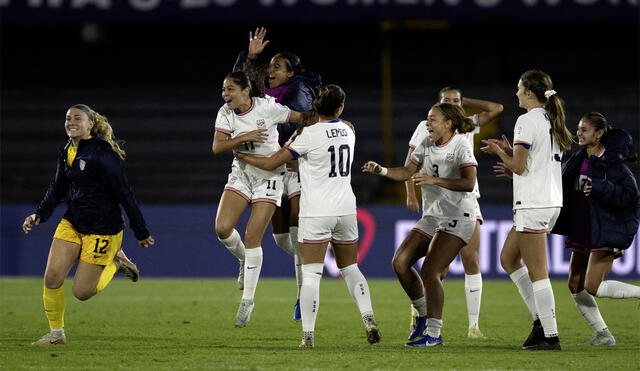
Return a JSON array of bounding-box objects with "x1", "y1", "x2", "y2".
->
[{"x1": 1, "y1": 1, "x2": 639, "y2": 279}]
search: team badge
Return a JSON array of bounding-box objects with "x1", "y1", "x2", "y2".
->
[
  {"x1": 79, "y1": 159, "x2": 86, "y2": 170},
  {"x1": 445, "y1": 153, "x2": 454, "y2": 163},
  {"x1": 229, "y1": 175, "x2": 237, "y2": 184},
  {"x1": 256, "y1": 119, "x2": 266, "y2": 128}
]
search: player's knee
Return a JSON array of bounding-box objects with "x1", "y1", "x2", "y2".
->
[
  {"x1": 499, "y1": 252, "x2": 517, "y2": 273},
  {"x1": 44, "y1": 272, "x2": 65, "y2": 289},
  {"x1": 72, "y1": 287, "x2": 96, "y2": 301},
  {"x1": 391, "y1": 255, "x2": 409, "y2": 275},
  {"x1": 584, "y1": 279, "x2": 601, "y2": 296},
  {"x1": 214, "y1": 224, "x2": 232, "y2": 240}
]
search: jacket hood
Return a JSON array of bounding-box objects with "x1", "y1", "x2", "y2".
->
[
  {"x1": 603, "y1": 128, "x2": 634, "y2": 160},
  {"x1": 290, "y1": 71, "x2": 322, "y2": 95}
]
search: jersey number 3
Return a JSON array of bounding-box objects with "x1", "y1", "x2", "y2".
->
[{"x1": 328, "y1": 144, "x2": 351, "y2": 178}]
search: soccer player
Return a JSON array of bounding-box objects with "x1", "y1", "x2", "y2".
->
[
  {"x1": 552, "y1": 113, "x2": 640, "y2": 345},
  {"x1": 234, "y1": 28, "x2": 322, "y2": 320},
  {"x1": 23, "y1": 104, "x2": 155, "y2": 345},
  {"x1": 481, "y1": 69, "x2": 573, "y2": 350},
  {"x1": 404, "y1": 87, "x2": 503, "y2": 339},
  {"x1": 213, "y1": 71, "x2": 314, "y2": 328},
  {"x1": 363, "y1": 103, "x2": 478, "y2": 347},
  {"x1": 235, "y1": 84, "x2": 381, "y2": 347}
]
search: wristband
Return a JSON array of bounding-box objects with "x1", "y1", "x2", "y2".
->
[{"x1": 379, "y1": 167, "x2": 388, "y2": 176}]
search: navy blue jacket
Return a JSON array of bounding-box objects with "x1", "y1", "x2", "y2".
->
[
  {"x1": 552, "y1": 129, "x2": 640, "y2": 250},
  {"x1": 35, "y1": 136, "x2": 150, "y2": 240}
]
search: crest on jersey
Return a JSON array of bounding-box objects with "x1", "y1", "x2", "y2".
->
[
  {"x1": 256, "y1": 119, "x2": 266, "y2": 128},
  {"x1": 445, "y1": 153, "x2": 454, "y2": 163},
  {"x1": 229, "y1": 175, "x2": 237, "y2": 184},
  {"x1": 79, "y1": 159, "x2": 86, "y2": 170}
]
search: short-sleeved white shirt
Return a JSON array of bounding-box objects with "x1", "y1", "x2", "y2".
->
[
  {"x1": 287, "y1": 119, "x2": 357, "y2": 217},
  {"x1": 410, "y1": 133, "x2": 478, "y2": 219},
  {"x1": 215, "y1": 96, "x2": 290, "y2": 179},
  {"x1": 408, "y1": 114, "x2": 481, "y2": 198},
  {"x1": 512, "y1": 107, "x2": 563, "y2": 209}
]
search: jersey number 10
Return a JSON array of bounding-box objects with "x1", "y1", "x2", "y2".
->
[{"x1": 328, "y1": 144, "x2": 351, "y2": 178}]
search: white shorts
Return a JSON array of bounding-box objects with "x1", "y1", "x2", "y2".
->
[
  {"x1": 513, "y1": 207, "x2": 561, "y2": 233},
  {"x1": 282, "y1": 169, "x2": 301, "y2": 199},
  {"x1": 474, "y1": 199, "x2": 484, "y2": 224},
  {"x1": 413, "y1": 214, "x2": 476, "y2": 244},
  {"x1": 224, "y1": 164, "x2": 284, "y2": 206},
  {"x1": 298, "y1": 214, "x2": 358, "y2": 244}
]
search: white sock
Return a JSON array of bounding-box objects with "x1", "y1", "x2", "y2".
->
[
  {"x1": 300, "y1": 263, "x2": 323, "y2": 332},
  {"x1": 465, "y1": 273, "x2": 482, "y2": 328},
  {"x1": 273, "y1": 233, "x2": 295, "y2": 256},
  {"x1": 532, "y1": 278, "x2": 558, "y2": 337},
  {"x1": 241, "y1": 247, "x2": 263, "y2": 300},
  {"x1": 509, "y1": 267, "x2": 538, "y2": 321},
  {"x1": 572, "y1": 290, "x2": 607, "y2": 332},
  {"x1": 411, "y1": 297, "x2": 427, "y2": 317},
  {"x1": 596, "y1": 280, "x2": 640, "y2": 299},
  {"x1": 218, "y1": 229, "x2": 245, "y2": 261},
  {"x1": 426, "y1": 318, "x2": 443, "y2": 338},
  {"x1": 290, "y1": 227, "x2": 302, "y2": 297},
  {"x1": 51, "y1": 328, "x2": 64, "y2": 336},
  {"x1": 340, "y1": 264, "x2": 373, "y2": 316}
]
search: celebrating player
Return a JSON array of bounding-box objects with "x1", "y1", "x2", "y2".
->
[
  {"x1": 481, "y1": 69, "x2": 573, "y2": 350},
  {"x1": 235, "y1": 84, "x2": 381, "y2": 347},
  {"x1": 404, "y1": 87, "x2": 503, "y2": 339},
  {"x1": 364, "y1": 103, "x2": 478, "y2": 347},
  {"x1": 23, "y1": 104, "x2": 155, "y2": 345}
]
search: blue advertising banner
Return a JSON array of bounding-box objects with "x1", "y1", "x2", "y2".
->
[
  {"x1": 1, "y1": 0, "x2": 638, "y2": 23},
  {"x1": 2, "y1": 204, "x2": 639, "y2": 279}
]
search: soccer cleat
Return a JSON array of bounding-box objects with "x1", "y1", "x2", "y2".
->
[
  {"x1": 522, "y1": 319, "x2": 544, "y2": 348},
  {"x1": 299, "y1": 331, "x2": 314, "y2": 348},
  {"x1": 467, "y1": 324, "x2": 486, "y2": 339},
  {"x1": 31, "y1": 332, "x2": 67, "y2": 345},
  {"x1": 523, "y1": 336, "x2": 561, "y2": 350},
  {"x1": 237, "y1": 260, "x2": 245, "y2": 290},
  {"x1": 408, "y1": 316, "x2": 427, "y2": 341},
  {"x1": 115, "y1": 249, "x2": 139, "y2": 282},
  {"x1": 405, "y1": 334, "x2": 443, "y2": 347},
  {"x1": 363, "y1": 315, "x2": 381, "y2": 344},
  {"x1": 293, "y1": 299, "x2": 301, "y2": 321},
  {"x1": 234, "y1": 299, "x2": 254, "y2": 327},
  {"x1": 590, "y1": 330, "x2": 616, "y2": 346}
]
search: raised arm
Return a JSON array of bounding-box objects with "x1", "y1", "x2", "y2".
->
[
  {"x1": 235, "y1": 148, "x2": 294, "y2": 171},
  {"x1": 362, "y1": 161, "x2": 420, "y2": 181},
  {"x1": 212, "y1": 129, "x2": 268, "y2": 155},
  {"x1": 412, "y1": 165, "x2": 477, "y2": 192},
  {"x1": 463, "y1": 97, "x2": 504, "y2": 127}
]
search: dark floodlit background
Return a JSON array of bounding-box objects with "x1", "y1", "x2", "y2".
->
[{"x1": 1, "y1": 1, "x2": 639, "y2": 278}]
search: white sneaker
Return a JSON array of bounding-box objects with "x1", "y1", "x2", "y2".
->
[
  {"x1": 299, "y1": 331, "x2": 314, "y2": 348},
  {"x1": 234, "y1": 299, "x2": 254, "y2": 327},
  {"x1": 115, "y1": 249, "x2": 139, "y2": 282},
  {"x1": 32, "y1": 332, "x2": 66, "y2": 345},
  {"x1": 590, "y1": 330, "x2": 616, "y2": 345},
  {"x1": 363, "y1": 315, "x2": 381, "y2": 344},
  {"x1": 468, "y1": 324, "x2": 486, "y2": 339},
  {"x1": 237, "y1": 260, "x2": 245, "y2": 290}
]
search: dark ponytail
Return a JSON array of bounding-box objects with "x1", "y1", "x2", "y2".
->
[
  {"x1": 520, "y1": 69, "x2": 573, "y2": 151},
  {"x1": 313, "y1": 84, "x2": 345, "y2": 117},
  {"x1": 225, "y1": 71, "x2": 263, "y2": 98},
  {"x1": 433, "y1": 103, "x2": 475, "y2": 134}
]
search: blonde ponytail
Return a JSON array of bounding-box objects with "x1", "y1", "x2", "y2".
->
[{"x1": 91, "y1": 111, "x2": 126, "y2": 160}]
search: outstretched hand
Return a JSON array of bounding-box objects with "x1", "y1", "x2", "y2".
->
[
  {"x1": 248, "y1": 27, "x2": 269, "y2": 59},
  {"x1": 412, "y1": 173, "x2": 438, "y2": 186},
  {"x1": 492, "y1": 161, "x2": 513, "y2": 179},
  {"x1": 22, "y1": 214, "x2": 40, "y2": 234},
  {"x1": 241, "y1": 128, "x2": 268, "y2": 143},
  {"x1": 138, "y1": 236, "x2": 155, "y2": 248}
]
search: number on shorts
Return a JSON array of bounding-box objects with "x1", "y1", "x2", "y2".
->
[
  {"x1": 328, "y1": 144, "x2": 351, "y2": 178},
  {"x1": 243, "y1": 141, "x2": 255, "y2": 151},
  {"x1": 267, "y1": 180, "x2": 277, "y2": 190},
  {"x1": 93, "y1": 238, "x2": 109, "y2": 254}
]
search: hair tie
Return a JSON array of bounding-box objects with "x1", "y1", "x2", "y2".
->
[{"x1": 544, "y1": 90, "x2": 557, "y2": 99}]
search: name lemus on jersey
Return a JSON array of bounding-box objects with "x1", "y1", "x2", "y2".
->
[{"x1": 326, "y1": 128, "x2": 349, "y2": 138}]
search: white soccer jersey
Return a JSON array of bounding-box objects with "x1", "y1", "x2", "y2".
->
[
  {"x1": 410, "y1": 133, "x2": 478, "y2": 219},
  {"x1": 408, "y1": 114, "x2": 481, "y2": 198},
  {"x1": 287, "y1": 119, "x2": 357, "y2": 217},
  {"x1": 512, "y1": 107, "x2": 563, "y2": 209},
  {"x1": 215, "y1": 96, "x2": 290, "y2": 179}
]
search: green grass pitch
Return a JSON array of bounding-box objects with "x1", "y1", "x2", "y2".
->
[{"x1": 1, "y1": 277, "x2": 638, "y2": 370}]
